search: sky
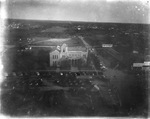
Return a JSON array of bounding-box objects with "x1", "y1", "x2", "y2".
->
[{"x1": 1, "y1": 0, "x2": 150, "y2": 24}]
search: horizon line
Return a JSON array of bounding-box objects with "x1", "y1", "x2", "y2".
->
[{"x1": 4, "y1": 18, "x2": 150, "y2": 25}]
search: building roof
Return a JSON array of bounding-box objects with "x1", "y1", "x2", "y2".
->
[
  {"x1": 50, "y1": 45, "x2": 87, "y2": 53},
  {"x1": 50, "y1": 47, "x2": 60, "y2": 53},
  {"x1": 68, "y1": 47, "x2": 87, "y2": 52}
]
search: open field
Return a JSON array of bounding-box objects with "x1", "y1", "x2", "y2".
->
[{"x1": 31, "y1": 36, "x2": 84, "y2": 47}]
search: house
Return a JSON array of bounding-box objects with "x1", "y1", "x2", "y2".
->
[{"x1": 49, "y1": 43, "x2": 88, "y2": 67}]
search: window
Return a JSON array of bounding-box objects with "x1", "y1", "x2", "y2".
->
[
  {"x1": 54, "y1": 55, "x2": 56, "y2": 59},
  {"x1": 53, "y1": 61, "x2": 57, "y2": 66},
  {"x1": 53, "y1": 55, "x2": 57, "y2": 59}
]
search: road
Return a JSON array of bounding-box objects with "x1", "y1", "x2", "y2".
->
[
  {"x1": 79, "y1": 36, "x2": 108, "y2": 72},
  {"x1": 79, "y1": 36, "x2": 92, "y2": 49},
  {"x1": 79, "y1": 36, "x2": 124, "y2": 83},
  {"x1": 79, "y1": 36, "x2": 99, "y2": 74}
]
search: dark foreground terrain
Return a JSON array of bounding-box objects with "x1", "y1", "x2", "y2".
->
[{"x1": 1, "y1": 70, "x2": 148, "y2": 117}]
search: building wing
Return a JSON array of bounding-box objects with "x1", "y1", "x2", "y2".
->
[{"x1": 68, "y1": 47, "x2": 87, "y2": 52}]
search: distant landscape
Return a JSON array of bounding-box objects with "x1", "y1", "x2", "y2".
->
[{"x1": 1, "y1": 19, "x2": 149, "y2": 117}]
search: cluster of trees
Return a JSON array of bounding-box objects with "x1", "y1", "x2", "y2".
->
[{"x1": 4, "y1": 48, "x2": 50, "y2": 72}]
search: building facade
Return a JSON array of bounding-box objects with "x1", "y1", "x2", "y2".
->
[{"x1": 49, "y1": 43, "x2": 88, "y2": 67}]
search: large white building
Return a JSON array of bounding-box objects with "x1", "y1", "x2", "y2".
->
[{"x1": 49, "y1": 43, "x2": 88, "y2": 67}]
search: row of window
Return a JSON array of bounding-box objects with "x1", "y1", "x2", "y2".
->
[
  {"x1": 53, "y1": 61, "x2": 60, "y2": 66},
  {"x1": 52, "y1": 54, "x2": 86, "y2": 59},
  {"x1": 83, "y1": 54, "x2": 86, "y2": 58},
  {"x1": 69, "y1": 54, "x2": 81, "y2": 57},
  {"x1": 53, "y1": 55, "x2": 58, "y2": 59},
  {"x1": 68, "y1": 54, "x2": 86, "y2": 57}
]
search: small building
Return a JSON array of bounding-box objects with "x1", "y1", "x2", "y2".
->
[{"x1": 49, "y1": 43, "x2": 88, "y2": 67}]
